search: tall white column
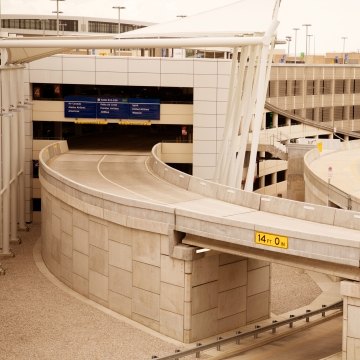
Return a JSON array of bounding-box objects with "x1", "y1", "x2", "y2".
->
[
  {"x1": 9, "y1": 67, "x2": 19, "y2": 242},
  {"x1": 18, "y1": 110, "x2": 26, "y2": 230},
  {"x1": 1, "y1": 69, "x2": 11, "y2": 255},
  {"x1": 10, "y1": 111, "x2": 19, "y2": 242},
  {"x1": 0, "y1": 72, "x2": 2, "y2": 250},
  {"x1": 17, "y1": 67, "x2": 26, "y2": 230},
  {"x1": 2, "y1": 114, "x2": 11, "y2": 254}
]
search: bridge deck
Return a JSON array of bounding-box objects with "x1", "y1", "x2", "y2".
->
[{"x1": 47, "y1": 150, "x2": 360, "y2": 279}]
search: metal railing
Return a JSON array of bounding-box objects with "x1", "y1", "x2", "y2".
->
[{"x1": 151, "y1": 301, "x2": 342, "y2": 359}]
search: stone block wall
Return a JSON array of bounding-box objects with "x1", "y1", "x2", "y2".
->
[
  {"x1": 341, "y1": 281, "x2": 360, "y2": 360},
  {"x1": 41, "y1": 187, "x2": 270, "y2": 343}
]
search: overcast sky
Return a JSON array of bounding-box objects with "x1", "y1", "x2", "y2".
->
[{"x1": 1, "y1": 0, "x2": 359, "y2": 54}]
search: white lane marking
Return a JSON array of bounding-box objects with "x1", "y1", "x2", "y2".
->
[{"x1": 96, "y1": 154, "x2": 165, "y2": 204}]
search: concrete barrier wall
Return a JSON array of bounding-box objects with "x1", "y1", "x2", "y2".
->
[
  {"x1": 304, "y1": 141, "x2": 360, "y2": 214},
  {"x1": 151, "y1": 143, "x2": 360, "y2": 230}
]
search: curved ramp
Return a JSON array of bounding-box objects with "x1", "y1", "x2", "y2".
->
[{"x1": 41, "y1": 142, "x2": 360, "y2": 281}]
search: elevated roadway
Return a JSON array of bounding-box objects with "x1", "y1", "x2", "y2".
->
[{"x1": 42, "y1": 142, "x2": 360, "y2": 281}]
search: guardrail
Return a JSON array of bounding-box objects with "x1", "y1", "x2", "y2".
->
[
  {"x1": 151, "y1": 301, "x2": 343, "y2": 360},
  {"x1": 150, "y1": 142, "x2": 360, "y2": 231},
  {"x1": 265, "y1": 101, "x2": 360, "y2": 139}
]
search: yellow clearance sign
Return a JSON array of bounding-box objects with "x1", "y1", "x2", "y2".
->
[{"x1": 255, "y1": 231, "x2": 288, "y2": 249}]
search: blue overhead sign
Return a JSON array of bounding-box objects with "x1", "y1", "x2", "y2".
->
[
  {"x1": 64, "y1": 96, "x2": 160, "y2": 120},
  {"x1": 64, "y1": 96, "x2": 97, "y2": 118},
  {"x1": 129, "y1": 98, "x2": 161, "y2": 120},
  {"x1": 96, "y1": 97, "x2": 129, "y2": 119}
]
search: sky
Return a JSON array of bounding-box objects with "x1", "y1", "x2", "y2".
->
[{"x1": 1, "y1": 0, "x2": 359, "y2": 55}]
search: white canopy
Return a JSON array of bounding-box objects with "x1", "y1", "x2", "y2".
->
[{"x1": 118, "y1": 0, "x2": 278, "y2": 39}]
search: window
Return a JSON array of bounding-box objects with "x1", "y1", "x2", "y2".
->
[
  {"x1": 334, "y1": 80, "x2": 345, "y2": 94},
  {"x1": 320, "y1": 80, "x2": 332, "y2": 95},
  {"x1": 32, "y1": 83, "x2": 194, "y2": 104},
  {"x1": 32, "y1": 160, "x2": 39, "y2": 178},
  {"x1": 306, "y1": 80, "x2": 315, "y2": 95},
  {"x1": 32, "y1": 198, "x2": 41, "y2": 212},
  {"x1": 277, "y1": 170, "x2": 286, "y2": 182}
]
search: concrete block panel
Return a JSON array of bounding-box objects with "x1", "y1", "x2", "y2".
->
[
  {"x1": 108, "y1": 223, "x2": 132, "y2": 246},
  {"x1": 161, "y1": 255, "x2": 185, "y2": 287},
  {"x1": 346, "y1": 337, "x2": 360, "y2": 360},
  {"x1": 89, "y1": 220, "x2": 108, "y2": 251},
  {"x1": 61, "y1": 231, "x2": 73, "y2": 259},
  {"x1": 129, "y1": 58, "x2": 160, "y2": 73},
  {"x1": 161, "y1": 74, "x2": 194, "y2": 88},
  {"x1": 60, "y1": 254, "x2": 73, "y2": 286},
  {"x1": 160, "y1": 235, "x2": 170, "y2": 256},
  {"x1": 95, "y1": 57, "x2": 128, "y2": 72},
  {"x1": 193, "y1": 127, "x2": 217, "y2": 141},
  {"x1": 219, "y1": 253, "x2": 246, "y2": 266},
  {"x1": 341, "y1": 281, "x2": 360, "y2": 299},
  {"x1": 348, "y1": 305, "x2": 360, "y2": 338},
  {"x1": 51, "y1": 231, "x2": 61, "y2": 264},
  {"x1": 193, "y1": 153, "x2": 217, "y2": 167},
  {"x1": 96, "y1": 72, "x2": 128, "y2": 86},
  {"x1": 72, "y1": 250, "x2": 89, "y2": 280},
  {"x1": 248, "y1": 258, "x2": 269, "y2": 271},
  {"x1": 193, "y1": 114, "x2": 217, "y2": 128},
  {"x1": 216, "y1": 100, "x2": 228, "y2": 115},
  {"x1": 109, "y1": 291, "x2": 132, "y2": 318},
  {"x1": 218, "y1": 286, "x2": 246, "y2": 319},
  {"x1": 89, "y1": 270, "x2": 109, "y2": 302},
  {"x1": 73, "y1": 209, "x2": 89, "y2": 230},
  {"x1": 89, "y1": 245, "x2": 109, "y2": 276},
  {"x1": 109, "y1": 240, "x2": 132, "y2": 272},
  {"x1": 72, "y1": 273, "x2": 89, "y2": 297},
  {"x1": 60, "y1": 208, "x2": 73, "y2": 235},
  {"x1": 127, "y1": 216, "x2": 170, "y2": 236},
  {"x1": 191, "y1": 308, "x2": 218, "y2": 341},
  {"x1": 192, "y1": 140, "x2": 217, "y2": 154},
  {"x1": 29, "y1": 56, "x2": 63, "y2": 70},
  {"x1": 109, "y1": 265, "x2": 132, "y2": 298},
  {"x1": 192, "y1": 281, "x2": 218, "y2": 315},
  {"x1": 29, "y1": 70, "x2": 62, "y2": 84},
  {"x1": 192, "y1": 255, "x2": 219, "y2": 287},
  {"x1": 63, "y1": 71, "x2": 96, "y2": 85},
  {"x1": 194, "y1": 74, "x2": 217, "y2": 88},
  {"x1": 52, "y1": 214, "x2": 61, "y2": 240},
  {"x1": 73, "y1": 226, "x2": 89, "y2": 256},
  {"x1": 194, "y1": 88, "x2": 217, "y2": 102},
  {"x1": 219, "y1": 260, "x2": 247, "y2": 292},
  {"x1": 217, "y1": 88, "x2": 229, "y2": 102},
  {"x1": 218, "y1": 311, "x2": 246, "y2": 334},
  {"x1": 194, "y1": 59, "x2": 218, "y2": 74},
  {"x1": 160, "y1": 282, "x2": 184, "y2": 315},
  {"x1": 133, "y1": 231, "x2": 161, "y2": 267},
  {"x1": 247, "y1": 266, "x2": 270, "y2": 296},
  {"x1": 217, "y1": 74, "x2": 231, "y2": 89},
  {"x1": 63, "y1": 56, "x2": 95, "y2": 72},
  {"x1": 217, "y1": 60, "x2": 232, "y2": 75},
  {"x1": 192, "y1": 166, "x2": 216, "y2": 180},
  {"x1": 128, "y1": 73, "x2": 160, "y2": 87},
  {"x1": 193, "y1": 100, "x2": 217, "y2": 115},
  {"x1": 160, "y1": 59, "x2": 194, "y2": 74},
  {"x1": 160, "y1": 310, "x2": 184, "y2": 342},
  {"x1": 132, "y1": 313, "x2": 160, "y2": 333},
  {"x1": 246, "y1": 291, "x2": 270, "y2": 323},
  {"x1": 133, "y1": 261, "x2": 160, "y2": 294},
  {"x1": 132, "y1": 287, "x2": 160, "y2": 321}
]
